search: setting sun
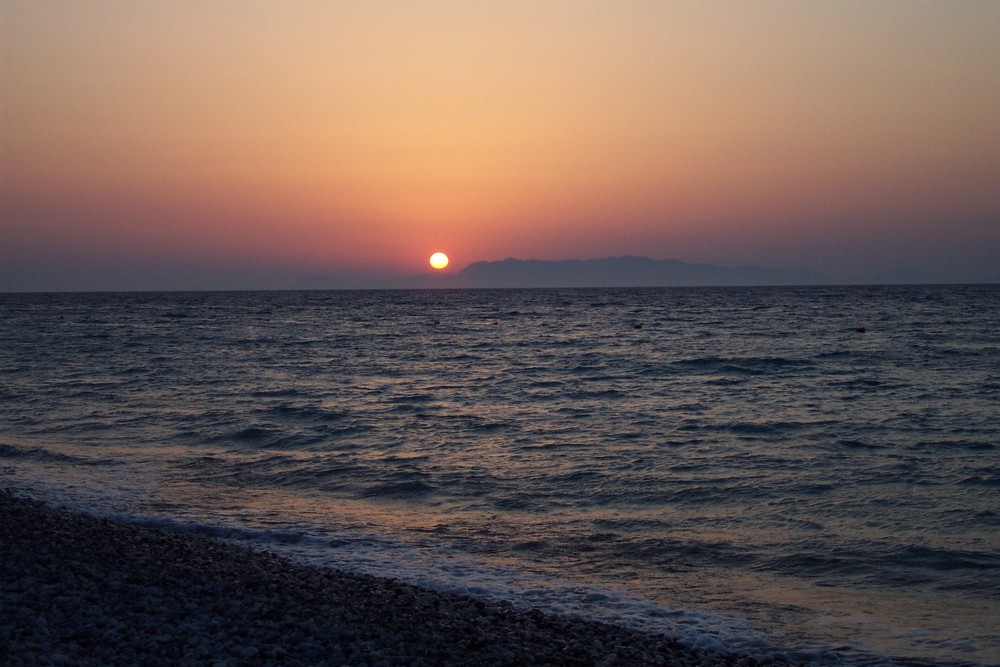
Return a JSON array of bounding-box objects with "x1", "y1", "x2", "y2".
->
[{"x1": 429, "y1": 252, "x2": 449, "y2": 270}]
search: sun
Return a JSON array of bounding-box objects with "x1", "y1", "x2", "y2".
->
[{"x1": 429, "y1": 252, "x2": 449, "y2": 270}]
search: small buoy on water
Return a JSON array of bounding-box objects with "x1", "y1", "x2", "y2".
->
[
  {"x1": 855, "y1": 327, "x2": 866, "y2": 333},
  {"x1": 634, "y1": 323, "x2": 643, "y2": 330}
]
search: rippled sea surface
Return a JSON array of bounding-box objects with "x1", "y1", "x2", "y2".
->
[{"x1": 2, "y1": 286, "x2": 998, "y2": 664}]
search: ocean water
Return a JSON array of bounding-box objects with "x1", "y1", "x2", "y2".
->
[{"x1": 1, "y1": 286, "x2": 998, "y2": 665}]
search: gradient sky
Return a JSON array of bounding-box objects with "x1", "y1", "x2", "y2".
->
[{"x1": 3, "y1": 1, "x2": 999, "y2": 290}]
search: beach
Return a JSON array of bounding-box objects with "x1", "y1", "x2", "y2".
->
[
  {"x1": 4, "y1": 287, "x2": 997, "y2": 663},
  {"x1": 0, "y1": 491, "x2": 780, "y2": 666}
]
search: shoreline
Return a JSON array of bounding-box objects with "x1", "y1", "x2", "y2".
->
[{"x1": 0, "y1": 490, "x2": 788, "y2": 666}]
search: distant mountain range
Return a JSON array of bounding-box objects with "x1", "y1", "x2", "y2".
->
[{"x1": 452, "y1": 256, "x2": 823, "y2": 288}]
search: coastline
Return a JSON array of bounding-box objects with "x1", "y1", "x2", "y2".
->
[{"x1": 0, "y1": 490, "x2": 785, "y2": 666}]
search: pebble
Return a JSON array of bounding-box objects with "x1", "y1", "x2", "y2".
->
[{"x1": 1, "y1": 490, "x2": 798, "y2": 666}]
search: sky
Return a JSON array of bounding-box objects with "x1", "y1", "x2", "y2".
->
[{"x1": 2, "y1": 1, "x2": 999, "y2": 291}]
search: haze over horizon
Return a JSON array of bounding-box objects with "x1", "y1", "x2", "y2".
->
[{"x1": 3, "y1": 1, "x2": 999, "y2": 292}]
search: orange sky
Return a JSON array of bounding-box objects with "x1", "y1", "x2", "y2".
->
[{"x1": 3, "y1": 1, "x2": 999, "y2": 290}]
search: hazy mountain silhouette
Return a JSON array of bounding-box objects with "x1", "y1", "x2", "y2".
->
[{"x1": 453, "y1": 256, "x2": 822, "y2": 288}]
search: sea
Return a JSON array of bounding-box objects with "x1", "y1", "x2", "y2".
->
[{"x1": 1, "y1": 285, "x2": 998, "y2": 665}]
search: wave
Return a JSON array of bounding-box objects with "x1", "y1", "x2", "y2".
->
[
  {"x1": 360, "y1": 480, "x2": 437, "y2": 499},
  {"x1": 763, "y1": 541, "x2": 1000, "y2": 590},
  {"x1": 0, "y1": 443, "x2": 112, "y2": 466},
  {"x1": 669, "y1": 356, "x2": 815, "y2": 376},
  {"x1": 834, "y1": 439, "x2": 889, "y2": 450},
  {"x1": 958, "y1": 473, "x2": 1000, "y2": 487},
  {"x1": 270, "y1": 402, "x2": 353, "y2": 422},
  {"x1": 723, "y1": 420, "x2": 816, "y2": 436}
]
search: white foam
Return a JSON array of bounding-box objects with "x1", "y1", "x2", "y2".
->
[
  {"x1": 0, "y1": 459, "x2": 926, "y2": 665},
  {"x1": 161, "y1": 514, "x2": 806, "y2": 661}
]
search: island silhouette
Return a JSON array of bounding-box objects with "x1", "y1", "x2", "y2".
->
[{"x1": 451, "y1": 256, "x2": 822, "y2": 288}]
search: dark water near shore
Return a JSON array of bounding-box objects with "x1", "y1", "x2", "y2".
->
[{"x1": 2, "y1": 286, "x2": 998, "y2": 665}]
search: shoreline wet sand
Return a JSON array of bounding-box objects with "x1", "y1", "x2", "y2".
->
[{"x1": 0, "y1": 490, "x2": 790, "y2": 666}]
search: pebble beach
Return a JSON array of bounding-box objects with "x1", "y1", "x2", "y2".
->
[{"x1": 0, "y1": 491, "x2": 786, "y2": 666}]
